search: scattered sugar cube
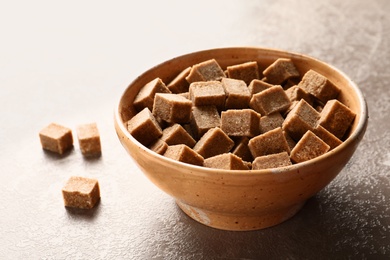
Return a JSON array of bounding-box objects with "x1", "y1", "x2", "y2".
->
[
  {"x1": 39, "y1": 123, "x2": 73, "y2": 155},
  {"x1": 76, "y1": 123, "x2": 101, "y2": 157},
  {"x1": 62, "y1": 176, "x2": 100, "y2": 209}
]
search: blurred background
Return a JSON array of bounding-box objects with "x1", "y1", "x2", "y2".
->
[{"x1": 0, "y1": 0, "x2": 389, "y2": 259}]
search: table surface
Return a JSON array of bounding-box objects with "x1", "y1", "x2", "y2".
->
[{"x1": 1, "y1": 0, "x2": 389, "y2": 259}]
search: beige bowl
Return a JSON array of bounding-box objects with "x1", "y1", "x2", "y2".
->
[{"x1": 114, "y1": 47, "x2": 368, "y2": 231}]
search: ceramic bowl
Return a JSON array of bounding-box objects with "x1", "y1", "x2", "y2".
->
[{"x1": 114, "y1": 47, "x2": 368, "y2": 231}]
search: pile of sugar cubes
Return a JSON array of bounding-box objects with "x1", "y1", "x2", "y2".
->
[{"x1": 127, "y1": 58, "x2": 356, "y2": 170}]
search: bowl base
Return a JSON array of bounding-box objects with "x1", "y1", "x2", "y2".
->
[{"x1": 176, "y1": 200, "x2": 305, "y2": 231}]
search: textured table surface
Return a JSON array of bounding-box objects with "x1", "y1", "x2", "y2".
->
[{"x1": 1, "y1": 0, "x2": 389, "y2": 259}]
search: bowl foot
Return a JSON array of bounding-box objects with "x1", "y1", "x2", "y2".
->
[{"x1": 176, "y1": 200, "x2": 305, "y2": 231}]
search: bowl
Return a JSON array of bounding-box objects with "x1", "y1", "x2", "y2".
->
[{"x1": 114, "y1": 47, "x2": 368, "y2": 231}]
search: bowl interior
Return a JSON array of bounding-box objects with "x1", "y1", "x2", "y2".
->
[{"x1": 117, "y1": 47, "x2": 367, "y2": 173}]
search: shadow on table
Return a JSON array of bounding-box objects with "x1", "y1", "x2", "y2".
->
[
  {"x1": 64, "y1": 200, "x2": 102, "y2": 222},
  {"x1": 42, "y1": 147, "x2": 103, "y2": 162},
  {"x1": 166, "y1": 194, "x2": 388, "y2": 259},
  {"x1": 42, "y1": 147, "x2": 75, "y2": 160}
]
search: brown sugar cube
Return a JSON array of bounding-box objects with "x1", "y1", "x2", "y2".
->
[
  {"x1": 252, "y1": 152, "x2": 292, "y2": 170},
  {"x1": 62, "y1": 176, "x2": 100, "y2": 209},
  {"x1": 189, "y1": 81, "x2": 226, "y2": 110},
  {"x1": 248, "y1": 127, "x2": 290, "y2": 158},
  {"x1": 152, "y1": 93, "x2": 192, "y2": 124},
  {"x1": 149, "y1": 139, "x2": 168, "y2": 155},
  {"x1": 315, "y1": 104, "x2": 324, "y2": 113},
  {"x1": 263, "y1": 58, "x2": 300, "y2": 85},
  {"x1": 163, "y1": 144, "x2": 204, "y2": 166},
  {"x1": 312, "y1": 99, "x2": 325, "y2": 114},
  {"x1": 39, "y1": 123, "x2": 73, "y2": 155},
  {"x1": 248, "y1": 79, "x2": 273, "y2": 95},
  {"x1": 290, "y1": 130, "x2": 330, "y2": 163},
  {"x1": 249, "y1": 85, "x2": 291, "y2": 115},
  {"x1": 287, "y1": 99, "x2": 319, "y2": 124},
  {"x1": 283, "y1": 113, "x2": 313, "y2": 142},
  {"x1": 167, "y1": 67, "x2": 191, "y2": 94},
  {"x1": 204, "y1": 153, "x2": 249, "y2": 170},
  {"x1": 282, "y1": 99, "x2": 320, "y2": 141},
  {"x1": 285, "y1": 85, "x2": 313, "y2": 105},
  {"x1": 186, "y1": 59, "x2": 226, "y2": 83},
  {"x1": 244, "y1": 161, "x2": 252, "y2": 169},
  {"x1": 221, "y1": 78, "x2": 251, "y2": 109},
  {"x1": 190, "y1": 105, "x2": 221, "y2": 140},
  {"x1": 127, "y1": 107, "x2": 163, "y2": 147},
  {"x1": 76, "y1": 123, "x2": 101, "y2": 157},
  {"x1": 178, "y1": 92, "x2": 190, "y2": 99},
  {"x1": 182, "y1": 123, "x2": 195, "y2": 139},
  {"x1": 318, "y1": 99, "x2": 356, "y2": 139},
  {"x1": 283, "y1": 130, "x2": 296, "y2": 151},
  {"x1": 221, "y1": 109, "x2": 260, "y2": 137},
  {"x1": 154, "y1": 115, "x2": 169, "y2": 130},
  {"x1": 313, "y1": 124, "x2": 342, "y2": 150},
  {"x1": 283, "y1": 100, "x2": 299, "y2": 117},
  {"x1": 161, "y1": 123, "x2": 196, "y2": 148},
  {"x1": 283, "y1": 78, "x2": 300, "y2": 90},
  {"x1": 232, "y1": 137, "x2": 253, "y2": 162},
  {"x1": 133, "y1": 77, "x2": 171, "y2": 111},
  {"x1": 226, "y1": 61, "x2": 260, "y2": 85},
  {"x1": 193, "y1": 127, "x2": 234, "y2": 159},
  {"x1": 259, "y1": 112, "x2": 284, "y2": 134},
  {"x1": 298, "y1": 70, "x2": 340, "y2": 103}
]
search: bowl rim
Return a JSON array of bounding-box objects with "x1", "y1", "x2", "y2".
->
[{"x1": 115, "y1": 46, "x2": 368, "y2": 177}]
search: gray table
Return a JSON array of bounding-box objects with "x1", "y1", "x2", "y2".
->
[{"x1": 1, "y1": 0, "x2": 389, "y2": 259}]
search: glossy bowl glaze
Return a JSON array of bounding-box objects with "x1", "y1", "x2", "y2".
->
[{"x1": 114, "y1": 47, "x2": 368, "y2": 231}]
